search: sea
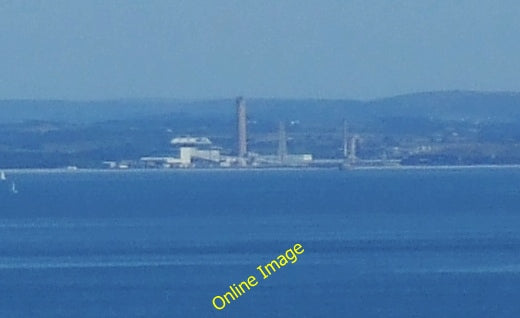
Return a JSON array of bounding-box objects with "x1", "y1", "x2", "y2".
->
[{"x1": 1, "y1": 168, "x2": 520, "y2": 317}]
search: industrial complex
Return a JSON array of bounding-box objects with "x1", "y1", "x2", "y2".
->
[
  {"x1": 98, "y1": 95, "x2": 411, "y2": 171},
  {"x1": 3, "y1": 92, "x2": 518, "y2": 170},
  {"x1": 130, "y1": 97, "x2": 317, "y2": 169},
  {"x1": 103, "y1": 97, "x2": 377, "y2": 169}
]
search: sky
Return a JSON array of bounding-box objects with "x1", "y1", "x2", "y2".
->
[{"x1": 0, "y1": 0, "x2": 519, "y2": 100}]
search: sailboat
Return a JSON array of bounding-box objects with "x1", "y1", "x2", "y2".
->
[
  {"x1": 0, "y1": 171, "x2": 6, "y2": 181},
  {"x1": 11, "y1": 182, "x2": 18, "y2": 194}
]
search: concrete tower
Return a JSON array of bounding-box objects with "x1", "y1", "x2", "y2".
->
[
  {"x1": 343, "y1": 119, "x2": 348, "y2": 158},
  {"x1": 348, "y1": 135, "x2": 359, "y2": 164},
  {"x1": 278, "y1": 121, "x2": 288, "y2": 163},
  {"x1": 236, "y1": 97, "x2": 247, "y2": 158}
]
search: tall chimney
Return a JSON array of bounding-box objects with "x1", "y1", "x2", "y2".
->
[
  {"x1": 236, "y1": 97, "x2": 247, "y2": 158},
  {"x1": 278, "y1": 121, "x2": 288, "y2": 163},
  {"x1": 343, "y1": 119, "x2": 348, "y2": 158}
]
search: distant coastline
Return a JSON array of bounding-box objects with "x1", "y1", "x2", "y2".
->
[
  {"x1": 4, "y1": 164, "x2": 520, "y2": 174},
  {"x1": 2, "y1": 92, "x2": 520, "y2": 170}
]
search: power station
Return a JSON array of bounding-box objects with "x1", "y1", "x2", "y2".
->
[{"x1": 135, "y1": 96, "x2": 315, "y2": 168}]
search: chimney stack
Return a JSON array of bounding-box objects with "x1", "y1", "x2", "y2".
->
[{"x1": 236, "y1": 97, "x2": 247, "y2": 158}]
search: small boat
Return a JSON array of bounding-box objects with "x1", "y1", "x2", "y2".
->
[
  {"x1": 11, "y1": 182, "x2": 18, "y2": 194},
  {"x1": 0, "y1": 171, "x2": 6, "y2": 181}
]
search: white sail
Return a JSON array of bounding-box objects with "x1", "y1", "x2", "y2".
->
[{"x1": 11, "y1": 182, "x2": 18, "y2": 194}]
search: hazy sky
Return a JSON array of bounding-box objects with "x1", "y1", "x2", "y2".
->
[{"x1": 1, "y1": 0, "x2": 519, "y2": 100}]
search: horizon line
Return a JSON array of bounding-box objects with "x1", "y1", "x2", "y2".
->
[{"x1": 0, "y1": 89, "x2": 519, "y2": 103}]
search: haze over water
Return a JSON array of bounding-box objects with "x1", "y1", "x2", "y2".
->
[
  {"x1": 1, "y1": 169, "x2": 520, "y2": 317},
  {"x1": 2, "y1": 1, "x2": 520, "y2": 100}
]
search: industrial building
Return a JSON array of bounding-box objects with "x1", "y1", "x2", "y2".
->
[
  {"x1": 140, "y1": 137, "x2": 227, "y2": 168},
  {"x1": 134, "y1": 97, "x2": 316, "y2": 169}
]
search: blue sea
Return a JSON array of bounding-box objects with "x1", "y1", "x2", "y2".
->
[{"x1": 1, "y1": 168, "x2": 520, "y2": 317}]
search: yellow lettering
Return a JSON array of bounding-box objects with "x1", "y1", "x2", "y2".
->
[
  {"x1": 257, "y1": 265, "x2": 269, "y2": 279},
  {"x1": 238, "y1": 281, "x2": 248, "y2": 293},
  {"x1": 277, "y1": 254, "x2": 289, "y2": 266},
  {"x1": 264, "y1": 260, "x2": 280, "y2": 275},
  {"x1": 293, "y1": 243, "x2": 304, "y2": 254},
  {"x1": 223, "y1": 291, "x2": 235, "y2": 303},
  {"x1": 247, "y1": 275, "x2": 258, "y2": 286},
  {"x1": 212, "y1": 295, "x2": 226, "y2": 310},
  {"x1": 285, "y1": 248, "x2": 298, "y2": 263},
  {"x1": 211, "y1": 244, "x2": 304, "y2": 310}
]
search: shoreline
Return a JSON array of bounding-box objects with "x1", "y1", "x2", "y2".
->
[{"x1": 3, "y1": 164, "x2": 520, "y2": 174}]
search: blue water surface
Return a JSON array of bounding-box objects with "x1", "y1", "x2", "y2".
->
[{"x1": 0, "y1": 168, "x2": 520, "y2": 317}]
